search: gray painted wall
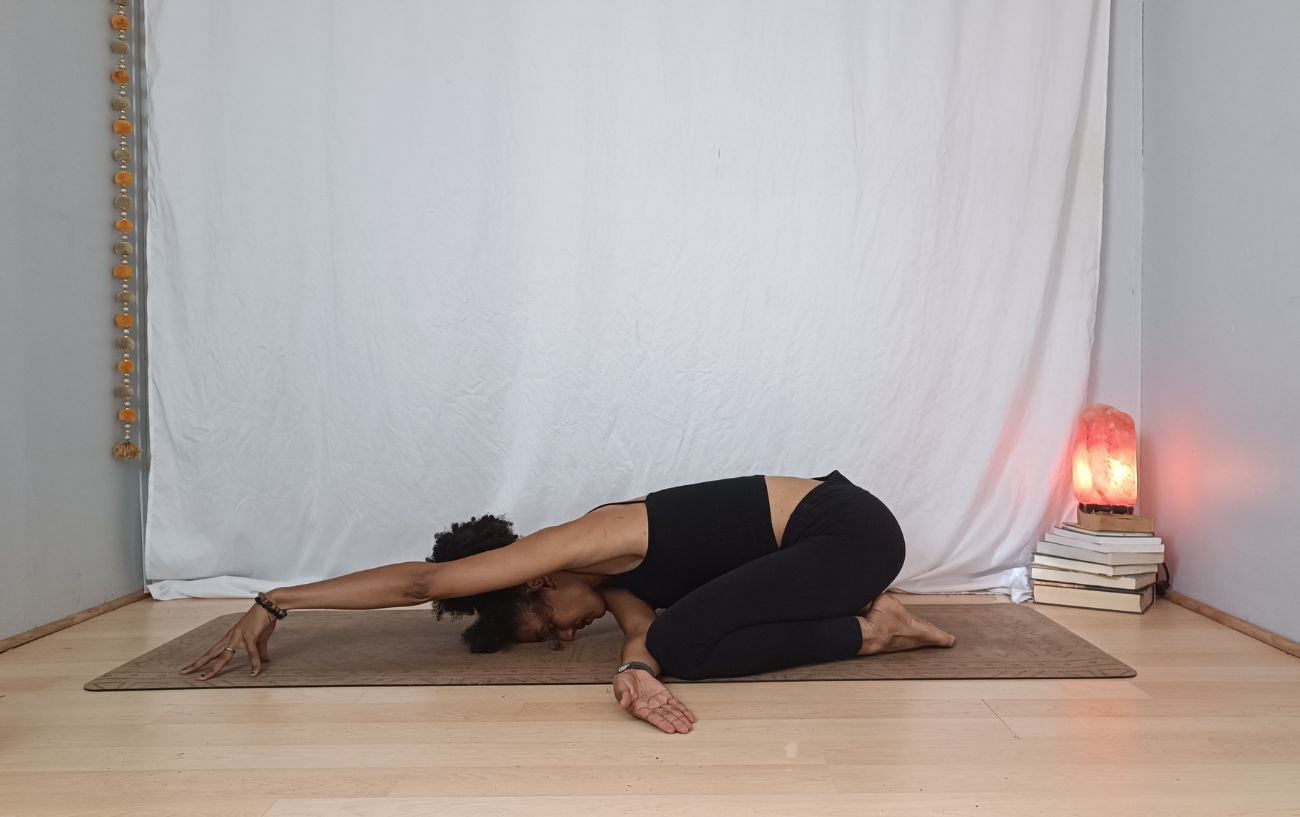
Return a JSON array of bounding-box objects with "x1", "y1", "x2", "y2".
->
[
  {"x1": 1142, "y1": 0, "x2": 1300, "y2": 642},
  {"x1": 1, "y1": 1, "x2": 144, "y2": 641},
  {"x1": 1089, "y1": 0, "x2": 1143, "y2": 420}
]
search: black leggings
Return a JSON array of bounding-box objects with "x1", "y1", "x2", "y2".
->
[{"x1": 644, "y1": 482, "x2": 905, "y2": 680}]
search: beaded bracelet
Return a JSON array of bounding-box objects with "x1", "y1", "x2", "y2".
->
[{"x1": 255, "y1": 592, "x2": 288, "y2": 620}]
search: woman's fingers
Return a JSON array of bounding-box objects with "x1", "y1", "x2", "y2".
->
[
  {"x1": 657, "y1": 703, "x2": 691, "y2": 733},
  {"x1": 199, "y1": 653, "x2": 230, "y2": 681},
  {"x1": 630, "y1": 697, "x2": 668, "y2": 730},
  {"x1": 647, "y1": 693, "x2": 690, "y2": 732},
  {"x1": 632, "y1": 698, "x2": 692, "y2": 734},
  {"x1": 244, "y1": 634, "x2": 261, "y2": 676},
  {"x1": 180, "y1": 639, "x2": 229, "y2": 674},
  {"x1": 672, "y1": 696, "x2": 698, "y2": 723},
  {"x1": 664, "y1": 701, "x2": 694, "y2": 733},
  {"x1": 257, "y1": 619, "x2": 276, "y2": 660},
  {"x1": 662, "y1": 691, "x2": 696, "y2": 731},
  {"x1": 198, "y1": 646, "x2": 236, "y2": 680},
  {"x1": 643, "y1": 708, "x2": 676, "y2": 733},
  {"x1": 178, "y1": 653, "x2": 208, "y2": 674}
]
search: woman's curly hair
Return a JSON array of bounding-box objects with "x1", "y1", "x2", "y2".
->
[{"x1": 427, "y1": 514, "x2": 546, "y2": 653}]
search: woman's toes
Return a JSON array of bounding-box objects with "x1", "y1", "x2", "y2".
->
[{"x1": 909, "y1": 616, "x2": 956, "y2": 647}]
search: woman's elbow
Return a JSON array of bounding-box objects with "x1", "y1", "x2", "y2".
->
[{"x1": 405, "y1": 562, "x2": 440, "y2": 604}]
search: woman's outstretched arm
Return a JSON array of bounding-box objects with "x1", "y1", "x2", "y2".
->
[
  {"x1": 266, "y1": 514, "x2": 605, "y2": 614},
  {"x1": 264, "y1": 562, "x2": 438, "y2": 611},
  {"x1": 180, "y1": 513, "x2": 623, "y2": 680}
]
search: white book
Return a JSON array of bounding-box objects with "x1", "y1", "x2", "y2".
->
[
  {"x1": 1049, "y1": 526, "x2": 1163, "y2": 550},
  {"x1": 1036, "y1": 540, "x2": 1165, "y2": 566},
  {"x1": 1031, "y1": 553, "x2": 1160, "y2": 577},
  {"x1": 1045, "y1": 531, "x2": 1165, "y2": 554},
  {"x1": 1032, "y1": 582, "x2": 1155, "y2": 614},
  {"x1": 1062, "y1": 523, "x2": 1155, "y2": 538},
  {"x1": 1030, "y1": 565, "x2": 1156, "y2": 591}
]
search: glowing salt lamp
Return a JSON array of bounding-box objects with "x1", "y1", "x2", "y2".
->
[
  {"x1": 1071, "y1": 404, "x2": 1151, "y2": 533},
  {"x1": 1072, "y1": 404, "x2": 1138, "y2": 511}
]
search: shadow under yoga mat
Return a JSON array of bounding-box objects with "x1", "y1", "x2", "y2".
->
[{"x1": 85, "y1": 603, "x2": 1134, "y2": 690}]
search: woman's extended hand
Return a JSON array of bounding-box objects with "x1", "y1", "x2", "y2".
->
[
  {"x1": 179, "y1": 603, "x2": 278, "y2": 680},
  {"x1": 613, "y1": 669, "x2": 696, "y2": 734}
]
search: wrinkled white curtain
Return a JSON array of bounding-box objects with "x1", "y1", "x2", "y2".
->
[{"x1": 144, "y1": 0, "x2": 1110, "y2": 601}]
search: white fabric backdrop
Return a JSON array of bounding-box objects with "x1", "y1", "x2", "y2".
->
[{"x1": 143, "y1": 0, "x2": 1110, "y2": 601}]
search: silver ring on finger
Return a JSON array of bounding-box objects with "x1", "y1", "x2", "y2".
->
[{"x1": 223, "y1": 647, "x2": 237, "y2": 654}]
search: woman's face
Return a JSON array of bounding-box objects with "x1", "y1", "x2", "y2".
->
[{"x1": 515, "y1": 573, "x2": 609, "y2": 644}]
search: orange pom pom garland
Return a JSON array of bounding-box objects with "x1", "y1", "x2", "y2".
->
[{"x1": 110, "y1": 0, "x2": 142, "y2": 461}]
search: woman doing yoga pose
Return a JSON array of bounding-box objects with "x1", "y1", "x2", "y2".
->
[{"x1": 180, "y1": 470, "x2": 955, "y2": 733}]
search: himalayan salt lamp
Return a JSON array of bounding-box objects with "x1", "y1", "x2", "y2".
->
[{"x1": 1071, "y1": 403, "x2": 1138, "y2": 512}]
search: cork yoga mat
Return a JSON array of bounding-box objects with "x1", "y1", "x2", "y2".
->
[{"x1": 84, "y1": 603, "x2": 1134, "y2": 690}]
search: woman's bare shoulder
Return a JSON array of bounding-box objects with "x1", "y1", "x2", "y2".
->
[{"x1": 574, "y1": 502, "x2": 650, "y2": 571}]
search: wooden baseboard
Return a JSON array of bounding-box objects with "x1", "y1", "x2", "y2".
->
[
  {"x1": 1165, "y1": 590, "x2": 1300, "y2": 660},
  {"x1": 0, "y1": 589, "x2": 149, "y2": 654}
]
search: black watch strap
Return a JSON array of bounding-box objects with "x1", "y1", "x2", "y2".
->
[{"x1": 616, "y1": 661, "x2": 656, "y2": 675}]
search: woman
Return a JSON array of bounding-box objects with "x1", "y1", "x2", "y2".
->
[{"x1": 180, "y1": 470, "x2": 955, "y2": 734}]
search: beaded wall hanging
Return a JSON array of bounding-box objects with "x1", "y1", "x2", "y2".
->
[{"x1": 109, "y1": 1, "x2": 142, "y2": 461}]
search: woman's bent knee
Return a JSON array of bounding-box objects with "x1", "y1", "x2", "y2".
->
[{"x1": 644, "y1": 619, "x2": 711, "y2": 680}]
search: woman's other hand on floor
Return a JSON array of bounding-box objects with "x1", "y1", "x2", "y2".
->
[
  {"x1": 179, "y1": 604, "x2": 278, "y2": 680},
  {"x1": 613, "y1": 668, "x2": 696, "y2": 734}
]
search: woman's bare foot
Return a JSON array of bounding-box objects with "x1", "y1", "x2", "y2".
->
[{"x1": 856, "y1": 593, "x2": 957, "y2": 656}]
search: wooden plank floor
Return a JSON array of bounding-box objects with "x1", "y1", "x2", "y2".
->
[{"x1": 2, "y1": 594, "x2": 1298, "y2": 817}]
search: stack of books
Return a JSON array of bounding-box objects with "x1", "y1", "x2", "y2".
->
[{"x1": 1031, "y1": 523, "x2": 1162, "y2": 613}]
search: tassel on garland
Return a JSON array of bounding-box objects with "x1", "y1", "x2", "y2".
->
[{"x1": 113, "y1": 442, "x2": 142, "y2": 461}]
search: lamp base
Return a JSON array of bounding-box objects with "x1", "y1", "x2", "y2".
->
[{"x1": 1075, "y1": 508, "x2": 1154, "y2": 534}]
